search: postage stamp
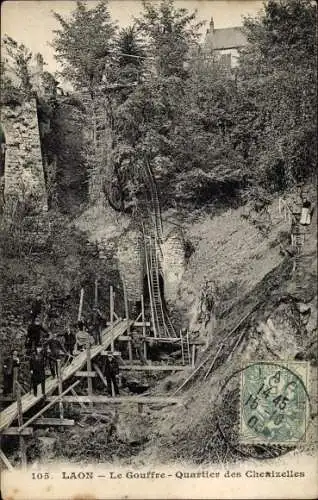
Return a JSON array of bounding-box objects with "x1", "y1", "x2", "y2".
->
[{"x1": 239, "y1": 361, "x2": 310, "y2": 445}]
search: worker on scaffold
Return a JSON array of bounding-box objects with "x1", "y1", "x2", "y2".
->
[
  {"x1": 103, "y1": 352, "x2": 120, "y2": 396},
  {"x1": 29, "y1": 346, "x2": 46, "y2": 398},
  {"x1": 2, "y1": 350, "x2": 20, "y2": 396}
]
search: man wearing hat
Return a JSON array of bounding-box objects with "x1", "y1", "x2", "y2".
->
[{"x1": 103, "y1": 352, "x2": 119, "y2": 396}]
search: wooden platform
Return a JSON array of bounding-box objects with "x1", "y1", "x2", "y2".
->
[
  {"x1": 120, "y1": 365, "x2": 185, "y2": 371},
  {"x1": 48, "y1": 396, "x2": 182, "y2": 405},
  {"x1": 0, "y1": 319, "x2": 132, "y2": 432}
]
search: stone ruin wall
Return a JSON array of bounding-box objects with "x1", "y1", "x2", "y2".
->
[
  {"x1": 117, "y1": 225, "x2": 186, "y2": 306},
  {"x1": 1, "y1": 99, "x2": 48, "y2": 214},
  {"x1": 160, "y1": 230, "x2": 186, "y2": 304},
  {"x1": 117, "y1": 227, "x2": 145, "y2": 303}
]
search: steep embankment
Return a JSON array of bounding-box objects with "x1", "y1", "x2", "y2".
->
[{"x1": 138, "y1": 195, "x2": 317, "y2": 465}]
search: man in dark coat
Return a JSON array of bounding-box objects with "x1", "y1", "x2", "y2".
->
[
  {"x1": 30, "y1": 347, "x2": 46, "y2": 397},
  {"x1": 64, "y1": 326, "x2": 76, "y2": 356},
  {"x1": 26, "y1": 317, "x2": 48, "y2": 353},
  {"x1": 30, "y1": 295, "x2": 43, "y2": 322},
  {"x1": 43, "y1": 332, "x2": 67, "y2": 378},
  {"x1": 2, "y1": 350, "x2": 20, "y2": 396},
  {"x1": 103, "y1": 353, "x2": 119, "y2": 396},
  {"x1": 91, "y1": 307, "x2": 104, "y2": 345}
]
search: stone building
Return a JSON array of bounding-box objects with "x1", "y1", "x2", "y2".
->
[{"x1": 203, "y1": 17, "x2": 248, "y2": 68}]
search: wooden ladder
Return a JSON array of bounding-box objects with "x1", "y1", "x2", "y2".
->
[{"x1": 180, "y1": 330, "x2": 191, "y2": 365}]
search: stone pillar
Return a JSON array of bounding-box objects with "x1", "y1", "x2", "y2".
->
[
  {"x1": 2, "y1": 99, "x2": 48, "y2": 214},
  {"x1": 160, "y1": 230, "x2": 186, "y2": 304},
  {"x1": 117, "y1": 227, "x2": 145, "y2": 302}
]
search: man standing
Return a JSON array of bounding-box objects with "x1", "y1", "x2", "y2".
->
[
  {"x1": 26, "y1": 317, "x2": 48, "y2": 353},
  {"x1": 91, "y1": 307, "x2": 104, "y2": 345},
  {"x1": 75, "y1": 320, "x2": 92, "y2": 352},
  {"x1": 64, "y1": 325, "x2": 76, "y2": 356},
  {"x1": 30, "y1": 294, "x2": 43, "y2": 322},
  {"x1": 2, "y1": 350, "x2": 20, "y2": 396},
  {"x1": 103, "y1": 353, "x2": 119, "y2": 396},
  {"x1": 44, "y1": 332, "x2": 66, "y2": 378},
  {"x1": 130, "y1": 331, "x2": 147, "y2": 365},
  {"x1": 30, "y1": 347, "x2": 46, "y2": 397}
]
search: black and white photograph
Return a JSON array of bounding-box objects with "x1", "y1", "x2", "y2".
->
[{"x1": 0, "y1": 1, "x2": 317, "y2": 498}]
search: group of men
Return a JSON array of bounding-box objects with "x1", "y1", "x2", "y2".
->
[{"x1": 1, "y1": 296, "x2": 127, "y2": 399}]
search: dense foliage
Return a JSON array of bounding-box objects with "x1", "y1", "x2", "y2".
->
[{"x1": 2, "y1": 0, "x2": 317, "y2": 211}]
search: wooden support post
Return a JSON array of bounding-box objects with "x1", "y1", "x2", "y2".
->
[
  {"x1": 0, "y1": 449, "x2": 13, "y2": 471},
  {"x1": 110, "y1": 285, "x2": 114, "y2": 324},
  {"x1": 93, "y1": 364, "x2": 109, "y2": 393},
  {"x1": 123, "y1": 281, "x2": 132, "y2": 361},
  {"x1": 16, "y1": 383, "x2": 27, "y2": 469},
  {"x1": 180, "y1": 330, "x2": 185, "y2": 365},
  {"x1": 110, "y1": 285, "x2": 114, "y2": 350},
  {"x1": 86, "y1": 342, "x2": 93, "y2": 407},
  {"x1": 78, "y1": 288, "x2": 84, "y2": 322},
  {"x1": 94, "y1": 279, "x2": 98, "y2": 308},
  {"x1": 12, "y1": 366, "x2": 18, "y2": 399},
  {"x1": 191, "y1": 344, "x2": 196, "y2": 368},
  {"x1": 70, "y1": 388, "x2": 87, "y2": 411},
  {"x1": 186, "y1": 330, "x2": 191, "y2": 365},
  {"x1": 141, "y1": 294, "x2": 147, "y2": 361},
  {"x1": 57, "y1": 359, "x2": 64, "y2": 420}
]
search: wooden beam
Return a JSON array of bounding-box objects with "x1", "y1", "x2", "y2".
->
[
  {"x1": 110, "y1": 285, "x2": 114, "y2": 350},
  {"x1": 16, "y1": 383, "x2": 27, "y2": 468},
  {"x1": 2, "y1": 427, "x2": 33, "y2": 436},
  {"x1": 107, "y1": 322, "x2": 151, "y2": 327},
  {"x1": 86, "y1": 342, "x2": 93, "y2": 408},
  {"x1": 93, "y1": 364, "x2": 109, "y2": 393},
  {"x1": 120, "y1": 365, "x2": 184, "y2": 371},
  {"x1": 94, "y1": 279, "x2": 98, "y2": 308},
  {"x1": 47, "y1": 396, "x2": 181, "y2": 404},
  {"x1": 18, "y1": 380, "x2": 80, "y2": 432},
  {"x1": 57, "y1": 359, "x2": 64, "y2": 420},
  {"x1": 12, "y1": 366, "x2": 18, "y2": 399},
  {"x1": 70, "y1": 388, "x2": 87, "y2": 411},
  {"x1": 78, "y1": 288, "x2": 84, "y2": 322},
  {"x1": 33, "y1": 418, "x2": 75, "y2": 426},
  {"x1": 123, "y1": 281, "x2": 132, "y2": 361},
  {"x1": 141, "y1": 294, "x2": 147, "y2": 360},
  {"x1": 191, "y1": 344, "x2": 196, "y2": 368},
  {"x1": 0, "y1": 449, "x2": 13, "y2": 470},
  {"x1": 116, "y1": 335, "x2": 204, "y2": 344},
  {"x1": 76, "y1": 371, "x2": 97, "y2": 377},
  {"x1": 204, "y1": 344, "x2": 224, "y2": 380}
]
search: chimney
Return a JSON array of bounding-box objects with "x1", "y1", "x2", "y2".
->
[
  {"x1": 35, "y1": 53, "x2": 44, "y2": 73},
  {"x1": 209, "y1": 17, "x2": 215, "y2": 31}
]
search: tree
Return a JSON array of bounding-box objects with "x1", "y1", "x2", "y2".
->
[
  {"x1": 51, "y1": 0, "x2": 117, "y2": 90},
  {"x1": 1, "y1": 36, "x2": 33, "y2": 99},
  {"x1": 237, "y1": 0, "x2": 317, "y2": 193},
  {"x1": 111, "y1": 0, "x2": 203, "y2": 209}
]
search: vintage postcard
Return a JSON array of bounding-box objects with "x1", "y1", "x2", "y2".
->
[{"x1": 0, "y1": 1, "x2": 317, "y2": 499}]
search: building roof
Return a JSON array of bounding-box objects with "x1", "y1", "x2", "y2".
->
[{"x1": 206, "y1": 27, "x2": 247, "y2": 50}]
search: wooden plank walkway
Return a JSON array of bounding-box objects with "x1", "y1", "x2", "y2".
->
[
  {"x1": 0, "y1": 320, "x2": 131, "y2": 432},
  {"x1": 120, "y1": 365, "x2": 185, "y2": 371},
  {"x1": 49, "y1": 396, "x2": 181, "y2": 405}
]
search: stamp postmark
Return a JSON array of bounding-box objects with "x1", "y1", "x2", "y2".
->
[{"x1": 239, "y1": 361, "x2": 310, "y2": 445}]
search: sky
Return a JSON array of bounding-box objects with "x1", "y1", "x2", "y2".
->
[{"x1": 1, "y1": 0, "x2": 263, "y2": 74}]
